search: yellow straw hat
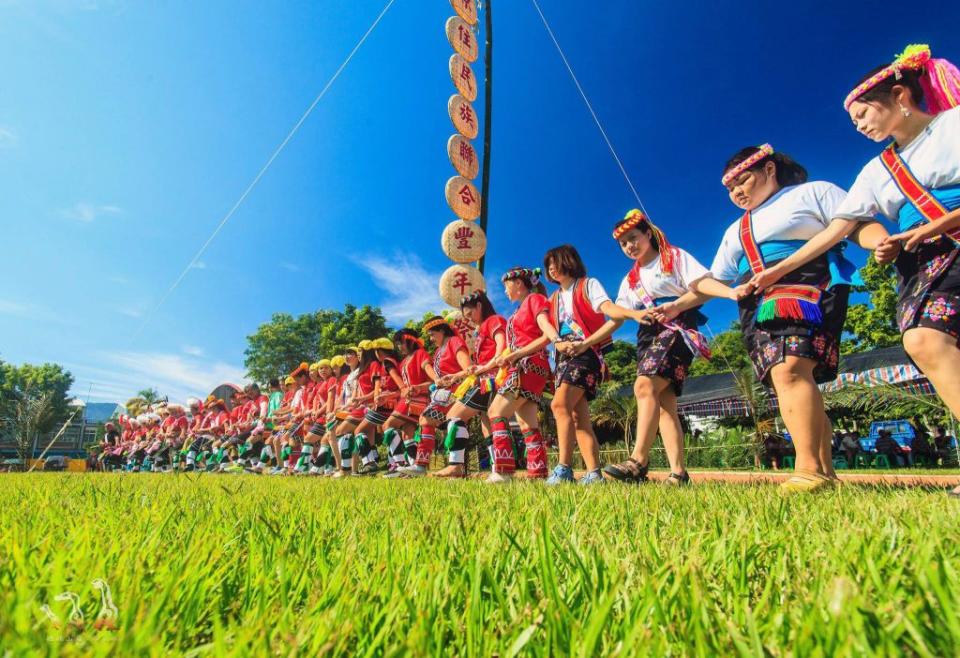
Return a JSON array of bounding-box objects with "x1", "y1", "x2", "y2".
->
[{"x1": 316, "y1": 358, "x2": 332, "y2": 368}]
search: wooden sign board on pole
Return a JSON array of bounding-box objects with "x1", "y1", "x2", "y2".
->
[
  {"x1": 445, "y1": 176, "x2": 481, "y2": 220},
  {"x1": 441, "y1": 219, "x2": 487, "y2": 263},
  {"x1": 447, "y1": 134, "x2": 479, "y2": 180},
  {"x1": 439, "y1": 263, "x2": 485, "y2": 307},
  {"x1": 449, "y1": 0, "x2": 478, "y2": 25},
  {"x1": 448, "y1": 54, "x2": 477, "y2": 102},
  {"x1": 448, "y1": 94, "x2": 479, "y2": 140},
  {"x1": 445, "y1": 16, "x2": 478, "y2": 63}
]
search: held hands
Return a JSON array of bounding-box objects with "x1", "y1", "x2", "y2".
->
[
  {"x1": 629, "y1": 308, "x2": 657, "y2": 325},
  {"x1": 652, "y1": 301, "x2": 681, "y2": 324},
  {"x1": 747, "y1": 265, "x2": 784, "y2": 293},
  {"x1": 730, "y1": 283, "x2": 755, "y2": 301},
  {"x1": 882, "y1": 229, "x2": 921, "y2": 256}
]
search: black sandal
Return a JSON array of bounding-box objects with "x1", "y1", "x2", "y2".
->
[
  {"x1": 603, "y1": 458, "x2": 649, "y2": 484},
  {"x1": 664, "y1": 471, "x2": 691, "y2": 486}
]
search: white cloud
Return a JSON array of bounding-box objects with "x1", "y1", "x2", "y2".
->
[
  {"x1": 117, "y1": 306, "x2": 144, "y2": 319},
  {"x1": 60, "y1": 202, "x2": 122, "y2": 223},
  {"x1": 189, "y1": 260, "x2": 207, "y2": 270},
  {"x1": 0, "y1": 126, "x2": 17, "y2": 148},
  {"x1": 182, "y1": 345, "x2": 204, "y2": 357},
  {"x1": 73, "y1": 351, "x2": 247, "y2": 404},
  {"x1": 0, "y1": 298, "x2": 65, "y2": 323},
  {"x1": 280, "y1": 261, "x2": 303, "y2": 273},
  {"x1": 352, "y1": 253, "x2": 444, "y2": 324}
]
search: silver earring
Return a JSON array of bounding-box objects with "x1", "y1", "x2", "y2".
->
[{"x1": 899, "y1": 103, "x2": 912, "y2": 117}]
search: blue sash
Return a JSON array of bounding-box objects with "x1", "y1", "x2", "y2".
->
[
  {"x1": 736, "y1": 240, "x2": 861, "y2": 288},
  {"x1": 897, "y1": 184, "x2": 960, "y2": 232}
]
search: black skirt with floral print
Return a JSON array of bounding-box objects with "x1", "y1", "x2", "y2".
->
[
  {"x1": 554, "y1": 346, "x2": 603, "y2": 401},
  {"x1": 895, "y1": 239, "x2": 960, "y2": 342},
  {"x1": 738, "y1": 257, "x2": 849, "y2": 386},
  {"x1": 635, "y1": 309, "x2": 700, "y2": 395}
]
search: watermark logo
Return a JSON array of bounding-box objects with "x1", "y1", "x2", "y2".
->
[{"x1": 40, "y1": 578, "x2": 119, "y2": 640}]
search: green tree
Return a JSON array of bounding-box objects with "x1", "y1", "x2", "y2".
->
[
  {"x1": 688, "y1": 322, "x2": 751, "y2": 376},
  {"x1": 842, "y1": 254, "x2": 900, "y2": 354},
  {"x1": 0, "y1": 362, "x2": 75, "y2": 434},
  {"x1": 603, "y1": 339, "x2": 638, "y2": 389},
  {"x1": 244, "y1": 304, "x2": 391, "y2": 384}
]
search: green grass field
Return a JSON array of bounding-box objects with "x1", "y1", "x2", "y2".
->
[{"x1": 2, "y1": 474, "x2": 959, "y2": 657}]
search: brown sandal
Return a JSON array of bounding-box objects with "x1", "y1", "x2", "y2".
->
[{"x1": 602, "y1": 457, "x2": 648, "y2": 483}]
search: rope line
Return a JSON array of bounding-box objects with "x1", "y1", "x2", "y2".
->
[
  {"x1": 529, "y1": 0, "x2": 649, "y2": 217},
  {"x1": 130, "y1": 0, "x2": 397, "y2": 344}
]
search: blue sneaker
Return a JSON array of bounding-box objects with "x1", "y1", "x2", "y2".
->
[
  {"x1": 546, "y1": 464, "x2": 575, "y2": 485},
  {"x1": 578, "y1": 469, "x2": 606, "y2": 486}
]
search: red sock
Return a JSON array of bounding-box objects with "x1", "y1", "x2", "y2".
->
[
  {"x1": 491, "y1": 417, "x2": 515, "y2": 474},
  {"x1": 415, "y1": 427, "x2": 436, "y2": 467},
  {"x1": 524, "y1": 430, "x2": 548, "y2": 478}
]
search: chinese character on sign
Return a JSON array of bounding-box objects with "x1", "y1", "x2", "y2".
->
[
  {"x1": 454, "y1": 226, "x2": 475, "y2": 249},
  {"x1": 458, "y1": 104, "x2": 475, "y2": 128},
  {"x1": 453, "y1": 272, "x2": 471, "y2": 295},
  {"x1": 458, "y1": 25, "x2": 472, "y2": 49},
  {"x1": 459, "y1": 141, "x2": 475, "y2": 167},
  {"x1": 458, "y1": 185, "x2": 476, "y2": 206},
  {"x1": 460, "y1": 64, "x2": 473, "y2": 92}
]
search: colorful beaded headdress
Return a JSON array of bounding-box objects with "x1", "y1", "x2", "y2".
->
[
  {"x1": 613, "y1": 209, "x2": 676, "y2": 277},
  {"x1": 422, "y1": 316, "x2": 451, "y2": 334},
  {"x1": 721, "y1": 144, "x2": 774, "y2": 187},
  {"x1": 843, "y1": 44, "x2": 960, "y2": 114},
  {"x1": 501, "y1": 266, "x2": 541, "y2": 285},
  {"x1": 459, "y1": 290, "x2": 485, "y2": 307}
]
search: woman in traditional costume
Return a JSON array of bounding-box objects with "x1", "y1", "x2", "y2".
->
[
  {"x1": 541, "y1": 245, "x2": 621, "y2": 485},
  {"x1": 398, "y1": 317, "x2": 471, "y2": 477},
  {"x1": 600, "y1": 211, "x2": 726, "y2": 485},
  {"x1": 486, "y1": 267, "x2": 559, "y2": 484},
  {"x1": 698, "y1": 144, "x2": 884, "y2": 492},
  {"x1": 435, "y1": 291, "x2": 507, "y2": 479},
  {"x1": 771, "y1": 44, "x2": 960, "y2": 495},
  {"x1": 382, "y1": 329, "x2": 439, "y2": 477}
]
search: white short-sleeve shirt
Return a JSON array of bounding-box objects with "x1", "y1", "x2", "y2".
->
[
  {"x1": 834, "y1": 106, "x2": 960, "y2": 222},
  {"x1": 615, "y1": 247, "x2": 710, "y2": 309},
  {"x1": 709, "y1": 181, "x2": 849, "y2": 281}
]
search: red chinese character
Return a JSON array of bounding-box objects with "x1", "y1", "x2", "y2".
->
[
  {"x1": 454, "y1": 225, "x2": 475, "y2": 249},
  {"x1": 458, "y1": 25, "x2": 472, "y2": 49},
  {"x1": 458, "y1": 141, "x2": 475, "y2": 166},
  {"x1": 453, "y1": 272, "x2": 471, "y2": 295},
  {"x1": 458, "y1": 104, "x2": 475, "y2": 127},
  {"x1": 458, "y1": 185, "x2": 476, "y2": 206},
  {"x1": 459, "y1": 64, "x2": 473, "y2": 92}
]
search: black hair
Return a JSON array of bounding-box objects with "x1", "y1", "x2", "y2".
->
[
  {"x1": 723, "y1": 147, "x2": 808, "y2": 189},
  {"x1": 460, "y1": 290, "x2": 498, "y2": 320},
  {"x1": 359, "y1": 347, "x2": 378, "y2": 371},
  {"x1": 425, "y1": 316, "x2": 456, "y2": 338},
  {"x1": 376, "y1": 347, "x2": 400, "y2": 362},
  {"x1": 268, "y1": 377, "x2": 281, "y2": 389},
  {"x1": 853, "y1": 64, "x2": 926, "y2": 109},
  {"x1": 543, "y1": 244, "x2": 588, "y2": 283},
  {"x1": 611, "y1": 217, "x2": 660, "y2": 252},
  {"x1": 393, "y1": 328, "x2": 423, "y2": 356}
]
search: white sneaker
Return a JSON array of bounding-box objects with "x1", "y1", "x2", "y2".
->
[
  {"x1": 332, "y1": 470, "x2": 348, "y2": 479},
  {"x1": 308, "y1": 465, "x2": 322, "y2": 475},
  {"x1": 399, "y1": 465, "x2": 427, "y2": 477},
  {"x1": 322, "y1": 465, "x2": 336, "y2": 476},
  {"x1": 485, "y1": 472, "x2": 513, "y2": 484}
]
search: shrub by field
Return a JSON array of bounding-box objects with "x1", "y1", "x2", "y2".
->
[{"x1": 1, "y1": 474, "x2": 959, "y2": 656}]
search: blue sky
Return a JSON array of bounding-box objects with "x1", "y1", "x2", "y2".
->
[{"x1": 1, "y1": 0, "x2": 957, "y2": 403}]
